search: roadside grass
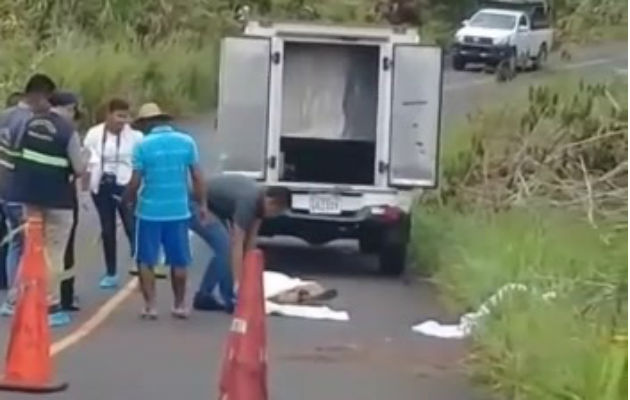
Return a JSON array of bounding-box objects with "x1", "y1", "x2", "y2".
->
[
  {"x1": 411, "y1": 76, "x2": 627, "y2": 399},
  {"x1": 0, "y1": 32, "x2": 219, "y2": 126},
  {"x1": 412, "y1": 207, "x2": 627, "y2": 400}
]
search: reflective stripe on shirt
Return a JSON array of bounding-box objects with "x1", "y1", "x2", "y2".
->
[{"x1": 21, "y1": 148, "x2": 69, "y2": 168}]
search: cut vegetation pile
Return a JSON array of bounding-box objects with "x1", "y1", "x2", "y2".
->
[
  {"x1": 437, "y1": 80, "x2": 628, "y2": 224},
  {"x1": 413, "y1": 78, "x2": 627, "y2": 400}
]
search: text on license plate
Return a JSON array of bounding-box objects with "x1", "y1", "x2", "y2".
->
[{"x1": 309, "y1": 194, "x2": 342, "y2": 215}]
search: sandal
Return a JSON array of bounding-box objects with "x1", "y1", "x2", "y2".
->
[
  {"x1": 171, "y1": 306, "x2": 190, "y2": 320},
  {"x1": 140, "y1": 307, "x2": 158, "y2": 320}
]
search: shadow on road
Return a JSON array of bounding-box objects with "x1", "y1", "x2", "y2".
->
[{"x1": 259, "y1": 238, "x2": 383, "y2": 278}]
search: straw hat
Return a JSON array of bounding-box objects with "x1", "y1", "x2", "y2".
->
[{"x1": 136, "y1": 102, "x2": 170, "y2": 120}]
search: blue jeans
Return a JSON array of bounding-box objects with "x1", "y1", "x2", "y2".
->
[
  {"x1": 190, "y1": 208, "x2": 234, "y2": 311},
  {"x1": 3, "y1": 202, "x2": 24, "y2": 290}
]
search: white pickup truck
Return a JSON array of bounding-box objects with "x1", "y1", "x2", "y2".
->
[{"x1": 452, "y1": 0, "x2": 553, "y2": 71}]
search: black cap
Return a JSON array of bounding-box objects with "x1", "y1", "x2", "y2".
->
[
  {"x1": 50, "y1": 91, "x2": 79, "y2": 107},
  {"x1": 50, "y1": 91, "x2": 82, "y2": 120}
]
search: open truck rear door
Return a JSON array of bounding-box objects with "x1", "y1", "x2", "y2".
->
[
  {"x1": 215, "y1": 37, "x2": 271, "y2": 179},
  {"x1": 389, "y1": 45, "x2": 443, "y2": 188}
]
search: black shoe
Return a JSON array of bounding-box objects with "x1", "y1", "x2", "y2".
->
[
  {"x1": 193, "y1": 293, "x2": 229, "y2": 313},
  {"x1": 61, "y1": 304, "x2": 81, "y2": 312}
]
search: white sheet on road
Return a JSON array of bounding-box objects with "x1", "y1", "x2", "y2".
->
[
  {"x1": 412, "y1": 283, "x2": 556, "y2": 339},
  {"x1": 263, "y1": 271, "x2": 350, "y2": 322},
  {"x1": 265, "y1": 301, "x2": 350, "y2": 321}
]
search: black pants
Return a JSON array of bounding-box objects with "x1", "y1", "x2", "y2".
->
[
  {"x1": 60, "y1": 201, "x2": 78, "y2": 308},
  {"x1": 92, "y1": 183, "x2": 134, "y2": 276},
  {"x1": 0, "y1": 206, "x2": 7, "y2": 290}
]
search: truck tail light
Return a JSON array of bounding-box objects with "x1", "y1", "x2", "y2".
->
[{"x1": 371, "y1": 206, "x2": 402, "y2": 223}]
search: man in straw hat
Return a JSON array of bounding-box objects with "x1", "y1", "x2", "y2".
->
[
  {"x1": 123, "y1": 102, "x2": 209, "y2": 319},
  {"x1": 125, "y1": 102, "x2": 181, "y2": 280}
]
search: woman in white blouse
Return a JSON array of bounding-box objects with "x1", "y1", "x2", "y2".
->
[{"x1": 83, "y1": 99, "x2": 143, "y2": 289}]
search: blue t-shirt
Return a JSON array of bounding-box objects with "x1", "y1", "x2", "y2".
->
[{"x1": 133, "y1": 125, "x2": 199, "y2": 221}]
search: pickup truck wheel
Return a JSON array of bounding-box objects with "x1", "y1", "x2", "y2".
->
[
  {"x1": 378, "y1": 219, "x2": 409, "y2": 276},
  {"x1": 532, "y1": 44, "x2": 548, "y2": 70},
  {"x1": 452, "y1": 56, "x2": 466, "y2": 71},
  {"x1": 496, "y1": 50, "x2": 516, "y2": 82}
]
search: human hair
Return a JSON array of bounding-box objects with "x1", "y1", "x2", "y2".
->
[
  {"x1": 107, "y1": 98, "x2": 130, "y2": 113},
  {"x1": 5, "y1": 92, "x2": 22, "y2": 108},
  {"x1": 24, "y1": 74, "x2": 56, "y2": 95},
  {"x1": 265, "y1": 186, "x2": 290, "y2": 208}
]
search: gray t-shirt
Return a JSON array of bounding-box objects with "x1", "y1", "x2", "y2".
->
[
  {"x1": 0, "y1": 103, "x2": 32, "y2": 148},
  {"x1": 206, "y1": 175, "x2": 263, "y2": 231}
]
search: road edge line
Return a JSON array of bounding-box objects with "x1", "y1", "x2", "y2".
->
[{"x1": 51, "y1": 277, "x2": 138, "y2": 356}]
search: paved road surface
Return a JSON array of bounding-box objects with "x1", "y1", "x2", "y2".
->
[{"x1": 0, "y1": 42, "x2": 626, "y2": 400}]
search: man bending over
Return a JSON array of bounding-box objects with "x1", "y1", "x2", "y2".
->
[{"x1": 191, "y1": 174, "x2": 289, "y2": 313}]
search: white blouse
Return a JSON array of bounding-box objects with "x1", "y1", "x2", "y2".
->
[{"x1": 83, "y1": 123, "x2": 144, "y2": 194}]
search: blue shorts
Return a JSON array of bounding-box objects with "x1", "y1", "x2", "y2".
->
[{"x1": 135, "y1": 218, "x2": 191, "y2": 268}]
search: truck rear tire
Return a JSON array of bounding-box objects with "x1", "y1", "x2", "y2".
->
[
  {"x1": 532, "y1": 43, "x2": 548, "y2": 70},
  {"x1": 379, "y1": 240, "x2": 407, "y2": 276},
  {"x1": 378, "y1": 219, "x2": 409, "y2": 276},
  {"x1": 452, "y1": 56, "x2": 466, "y2": 71}
]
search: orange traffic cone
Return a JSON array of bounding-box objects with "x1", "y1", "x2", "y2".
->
[
  {"x1": 218, "y1": 249, "x2": 267, "y2": 400},
  {"x1": 0, "y1": 217, "x2": 68, "y2": 393}
]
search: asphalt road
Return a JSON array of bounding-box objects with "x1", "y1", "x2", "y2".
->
[{"x1": 0, "y1": 41, "x2": 626, "y2": 400}]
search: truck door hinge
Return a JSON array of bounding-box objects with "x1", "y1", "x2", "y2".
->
[
  {"x1": 271, "y1": 51, "x2": 281, "y2": 65},
  {"x1": 268, "y1": 155, "x2": 277, "y2": 169},
  {"x1": 382, "y1": 57, "x2": 392, "y2": 71},
  {"x1": 378, "y1": 161, "x2": 389, "y2": 173}
]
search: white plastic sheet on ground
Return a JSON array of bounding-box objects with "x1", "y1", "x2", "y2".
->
[
  {"x1": 412, "y1": 283, "x2": 556, "y2": 339},
  {"x1": 263, "y1": 271, "x2": 349, "y2": 321}
]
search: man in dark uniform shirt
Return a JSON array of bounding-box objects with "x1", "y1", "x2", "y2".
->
[
  {"x1": 191, "y1": 174, "x2": 289, "y2": 312},
  {"x1": 0, "y1": 93, "x2": 21, "y2": 289}
]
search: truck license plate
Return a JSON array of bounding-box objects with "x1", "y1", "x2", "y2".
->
[{"x1": 309, "y1": 194, "x2": 342, "y2": 215}]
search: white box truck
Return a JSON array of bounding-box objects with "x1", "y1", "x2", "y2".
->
[{"x1": 213, "y1": 21, "x2": 443, "y2": 275}]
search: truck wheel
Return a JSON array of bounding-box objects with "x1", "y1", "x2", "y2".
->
[
  {"x1": 532, "y1": 43, "x2": 548, "y2": 70},
  {"x1": 452, "y1": 56, "x2": 466, "y2": 71},
  {"x1": 378, "y1": 219, "x2": 409, "y2": 276},
  {"x1": 496, "y1": 50, "x2": 516, "y2": 82},
  {"x1": 379, "y1": 239, "x2": 407, "y2": 276}
]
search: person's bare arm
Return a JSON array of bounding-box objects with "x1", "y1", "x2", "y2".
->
[
  {"x1": 66, "y1": 132, "x2": 87, "y2": 175},
  {"x1": 244, "y1": 219, "x2": 261, "y2": 251},
  {"x1": 123, "y1": 170, "x2": 141, "y2": 207},
  {"x1": 190, "y1": 164, "x2": 209, "y2": 222},
  {"x1": 230, "y1": 224, "x2": 246, "y2": 283}
]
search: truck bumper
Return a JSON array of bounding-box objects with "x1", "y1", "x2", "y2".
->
[
  {"x1": 260, "y1": 206, "x2": 410, "y2": 245},
  {"x1": 452, "y1": 43, "x2": 512, "y2": 65}
]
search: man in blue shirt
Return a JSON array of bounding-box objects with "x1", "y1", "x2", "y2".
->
[{"x1": 124, "y1": 103, "x2": 208, "y2": 319}]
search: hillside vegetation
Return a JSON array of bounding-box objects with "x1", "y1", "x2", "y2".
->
[{"x1": 0, "y1": 0, "x2": 626, "y2": 120}]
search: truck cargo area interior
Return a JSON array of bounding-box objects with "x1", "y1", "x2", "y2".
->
[{"x1": 279, "y1": 42, "x2": 379, "y2": 185}]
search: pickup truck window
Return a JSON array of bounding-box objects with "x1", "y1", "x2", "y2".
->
[
  {"x1": 469, "y1": 12, "x2": 517, "y2": 30},
  {"x1": 519, "y1": 15, "x2": 528, "y2": 27},
  {"x1": 531, "y1": 6, "x2": 551, "y2": 29}
]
